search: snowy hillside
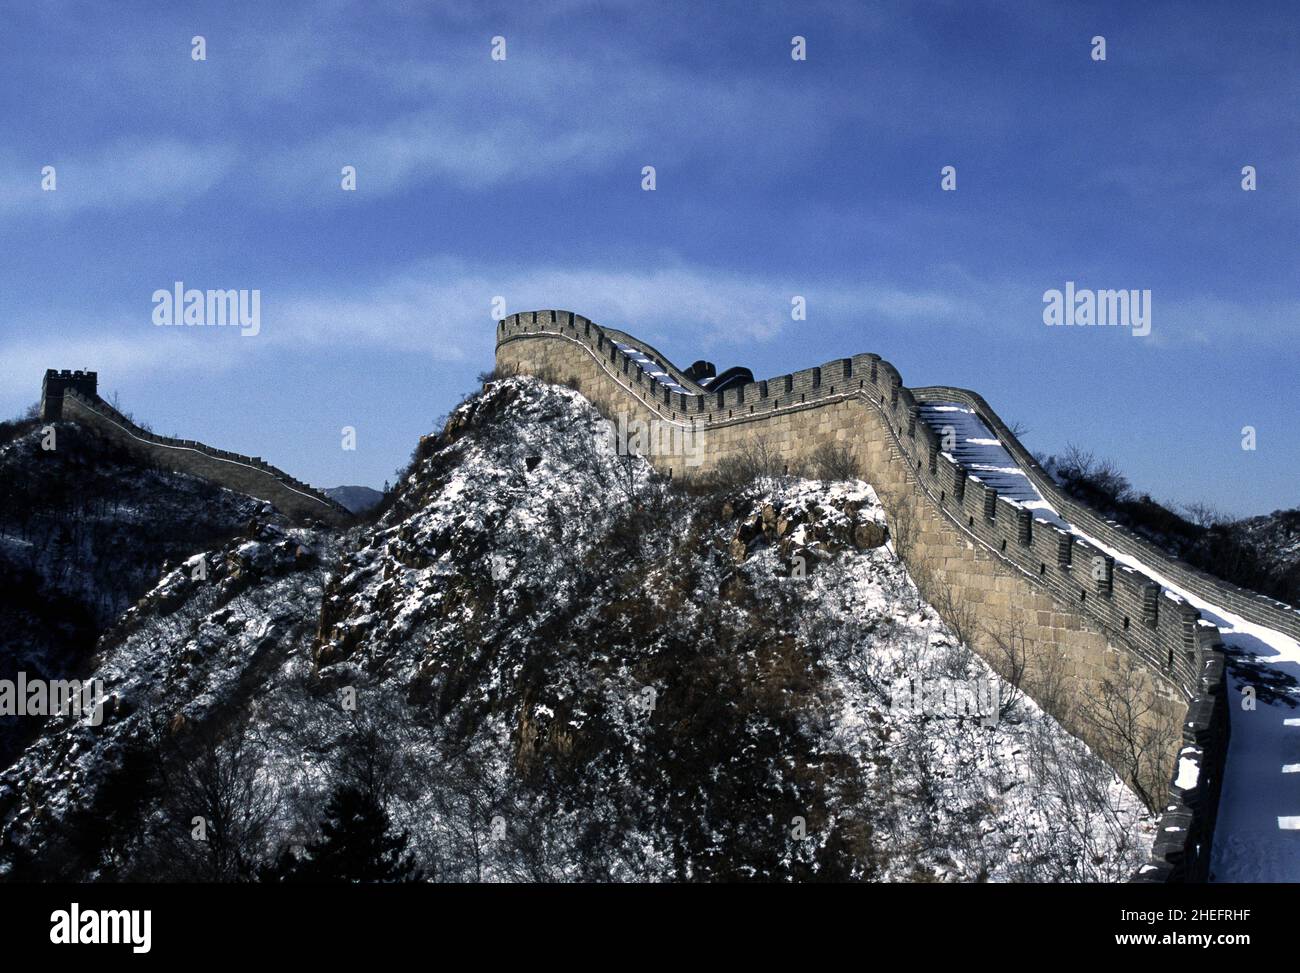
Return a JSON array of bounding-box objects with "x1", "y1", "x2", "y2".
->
[
  {"x1": 0, "y1": 420, "x2": 265, "y2": 766},
  {"x1": 1235, "y1": 509, "x2": 1300, "y2": 606},
  {"x1": 0, "y1": 378, "x2": 1153, "y2": 881}
]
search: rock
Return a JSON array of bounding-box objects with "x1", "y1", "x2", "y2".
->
[
  {"x1": 720, "y1": 574, "x2": 746, "y2": 602},
  {"x1": 853, "y1": 522, "x2": 889, "y2": 549}
]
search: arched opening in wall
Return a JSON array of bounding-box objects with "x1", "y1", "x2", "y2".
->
[
  {"x1": 782, "y1": 464, "x2": 789, "y2": 475},
  {"x1": 858, "y1": 380, "x2": 864, "y2": 389},
  {"x1": 1000, "y1": 539, "x2": 1007, "y2": 552},
  {"x1": 1080, "y1": 589, "x2": 1087, "y2": 602},
  {"x1": 968, "y1": 516, "x2": 974, "y2": 528},
  {"x1": 728, "y1": 410, "x2": 733, "y2": 419},
  {"x1": 1123, "y1": 616, "x2": 1130, "y2": 630},
  {"x1": 1039, "y1": 563, "x2": 1046, "y2": 575},
  {"x1": 830, "y1": 386, "x2": 835, "y2": 394},
  {"x1": 800, "y1": 394, "x2": 806, "y2": 403},
  {"x1": 940, "y1": 491, "x2": 946, "y2": 503},
  {"x1": 1167, "y1": 648, "x2": 1173, "y2": 667}
]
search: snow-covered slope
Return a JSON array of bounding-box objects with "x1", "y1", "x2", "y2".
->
[
  {"x1": 0, "y1": 378, "x2": 1153, "y2": 882},
  {"x1": 0, "y1": 421, "x2": 266, "y2": 766},
  {"x1": 1235, "y1": 509, "x2": 1300, "y2": 605}
]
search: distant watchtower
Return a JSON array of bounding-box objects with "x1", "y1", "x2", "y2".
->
[{"x1": 41, "y1": 369, "x2": 98, "y2": 420}]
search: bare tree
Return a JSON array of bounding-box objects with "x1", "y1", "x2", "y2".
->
[
  {"x1": 983, "y1": 618, "x2": 1029, "y2": 719},
  {"x1": 910, "y1": 558, "x2": 979, "y2": 652},
  {"x1": 146, "y1": 717, "x2": 281, "y2": 881},
  {"x1": 1182, "y1": 500, "x2": 1228, "y2": 529},
  {"x1": 1077, "y1": 657, "x2": 1180, "y2": 811},
  {"x1": 882, "y1": 494, "x2": 918, "y2": 562},
  {"x1": 808, "y1": 442, "x2": 859, "y2": 481},
  {"x1": 709, "y1": 436, "x2": 790, "y2": 490}
]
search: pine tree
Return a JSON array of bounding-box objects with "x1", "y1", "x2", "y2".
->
[{"x1": 270, "y1": 784, "x2": 420, "y2": 883}]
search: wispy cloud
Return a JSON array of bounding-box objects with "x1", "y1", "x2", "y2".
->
[
  {"x1": 0, "y1": 257, "x2": 1070, "y2": 403},
  {"x1": 0, "y1": 139, "x2": 237, "y2": 217}
]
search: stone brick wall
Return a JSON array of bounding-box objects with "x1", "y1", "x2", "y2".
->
[
  {"x1": 58, "y1": 389, "x2": 351, "y2": 527},
  {"x1": 40, "y1": 369, "x2": 99, "y2": 421},
  {"x1": 497, "y1": 309, "x2": 1237, "y2": 882}
]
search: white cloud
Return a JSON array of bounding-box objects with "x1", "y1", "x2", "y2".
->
[
  {"x1": 5, "y1": 258, "x2": 1293, "y2": 420},
  {"x1": 0, "y1": 139, "x2": 237, "y2": 218}
]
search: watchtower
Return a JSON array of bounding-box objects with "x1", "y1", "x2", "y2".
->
[{"x1": 41, "y1": 369, "x2": 98, "y2": 420}]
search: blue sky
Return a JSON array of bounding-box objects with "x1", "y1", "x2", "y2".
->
[{"x1": 1, "y1": 0, "x2": 1296, "y2": 515}]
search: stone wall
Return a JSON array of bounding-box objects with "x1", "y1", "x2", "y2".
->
[
  {"x1": 59, "y1": 389, "x2": 351, "y2": 527},
  {"x1": 496, "y1": 309, "x2": 1237, "y2": 882},
  {"x1": 40, "y1": 369, "x2": 99, "y2": 421}
]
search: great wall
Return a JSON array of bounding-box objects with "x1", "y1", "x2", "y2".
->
[
  {"x1": 39, "y1": 315, "x2": 1300, "y2": 882},
  {"x1": 490, "y1": 308, "x2": 1300, "y2": 883},
  {"x1": 39, "y1": 369, "x2": 351, "y2": 527}
]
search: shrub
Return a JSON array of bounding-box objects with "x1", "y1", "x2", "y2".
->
[
  {"x1": 808, "y1": 442, "x2": 859, "y2": 481},
  {"x1": 707, "y1": 438, "x2": 791, "y2": 491}
]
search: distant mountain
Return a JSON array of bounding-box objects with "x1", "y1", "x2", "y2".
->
[{"x1": 324, "y1": 485, "x2": 384, "y2": 514}]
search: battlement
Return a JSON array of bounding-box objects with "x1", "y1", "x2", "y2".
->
[
  {"x1": 496, "y1": 309, "x2": 1247, "y2": 883},
  {"x1": 40, "y1": 368, "x2": 99, "y2": 420}
]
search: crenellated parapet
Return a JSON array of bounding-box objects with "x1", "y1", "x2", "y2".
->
[
  {"x1": 40, "y1": 368, "x2": 99, "y2": 421},
  {"x1": 497, "y1": 309, "x2": 1244, "y2": 882}
]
